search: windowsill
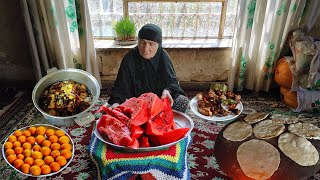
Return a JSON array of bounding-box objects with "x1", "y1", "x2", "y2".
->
[{"x1": 94, "y1": 38, "x2": 233, "y2": 49}]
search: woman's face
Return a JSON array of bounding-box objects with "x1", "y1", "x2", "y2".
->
[{"x1": 138, "y1": 39, "x2": 159, "y2": 60}]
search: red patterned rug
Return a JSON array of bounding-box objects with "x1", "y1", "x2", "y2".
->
[{"x1": 1, "y1": 89, "x2": 320, "y2": 179}]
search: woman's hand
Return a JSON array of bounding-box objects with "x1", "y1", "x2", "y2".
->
[
  {"x1": 161, "y1": 89, "x2": 173, "y2": 106},
  {"x1": 110, "y1": 103, "x2": 120, "y2": 109}
]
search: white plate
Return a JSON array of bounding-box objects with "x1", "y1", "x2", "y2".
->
[
  {"x1": 190, "y1": 97, "x2": 243, "y2": 121},
  {"x1": 94, "y1": 110, "x2": 194, "y2": 152},
  {"x1": 2, "y1": 124, "x2": 75, "y2": 177}
]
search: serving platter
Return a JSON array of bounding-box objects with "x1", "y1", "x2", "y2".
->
[
  {"x1": 94, "y1": 110, "x2": 194, "y2": 152},
  {"x1": 215, "y1": 118, "x2": 320, "y2": 180},
  {"x1": 2, "y1": 124, "x2": 75, "y2": 177},
  {"x1": 190, "y1": 96, "x2": 243, "y2": 121}
]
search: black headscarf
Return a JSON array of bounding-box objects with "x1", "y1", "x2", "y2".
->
[
  {"x1": 108, "y1": 24, "x2": 185, "y2": 105},
  {"x1": 138, "y1": 24, "x2": 162, "y2": 44}
]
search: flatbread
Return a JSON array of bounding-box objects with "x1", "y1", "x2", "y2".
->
[
  {"x1": 278, "y1": 132, "x2": 319, "y2": 166},
  {"x1": 270, "y1": 114, "x2": 299, "y2": 124},
  {"x1": 253, "y1": 120, "x2": 285, "y2": 139},
  {"x1": 223, "y1": 121, "x2": 252, "y2": 141},
  {"x1": 244, "y1": 112, "x2": 269, "y2": 124},
  {"x1": 237, "y1": 139, "x2": 280, "y2": 180},
  {"x1": 288, "y1": 122, "x2": 320, "y2": 139}
]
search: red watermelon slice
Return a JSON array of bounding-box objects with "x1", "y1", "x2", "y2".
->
[
  {"x1": 97, "y1": 106, "x2": 131, "y2": 126},
  {"x1": 138, "y1": 92, "x2": 164, "y2": 119},
  {"x1": 139, "y1": 136, "x2": 150, "y2": 148},
  {"x1": 145, "y1": 97, "x2": 175, "y2": 135},
  {"x1": 130, "y1": 125, "x2": 144, "y2": 139},
  {"x1": 98, "y1": 114, "x2": 132, "y2": 146},
  {"x1": 121, "y1": 97, "x2": 149, "y2": 126},
  {"x1": 156, "y1": 128, "x2": 190, "y2": 145},
  {"x1": 127, "y1": 138, "x2": 139, "y2": 149}
]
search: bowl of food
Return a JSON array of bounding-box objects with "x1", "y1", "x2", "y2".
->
[
  {"x1": 2, "y1": 124, "x2": 74, "y2": 177},
  {"x1": 32, "y1": 68, "x2": 100, "y2": 126}
]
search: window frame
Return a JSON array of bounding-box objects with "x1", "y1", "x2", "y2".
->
[{"x1": 123, "y1": 0, "x2": 228, "y2": 39}]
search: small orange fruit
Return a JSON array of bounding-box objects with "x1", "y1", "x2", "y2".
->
[
  {"x1": 49, "y1": 135, "x2": 58, "y2": 143},
  {"x1": 22, "y1": 130, "x2": 31, "y2": 137},
  {"x1": 8, "y1": 135, "x2": 17, "y2": 142},
  {"x1": 14, "y1": 130, "x2": 23, "y2": 137},
  {"x1": 26, "y1": 136, "x2": 35, "y2": 145},
  {"x1": 22, "y1": 142, "x2": 32, "y2": 149},
  {"x1": 14, "y1": 159, "x2": 24, "y2": 169},
  {"x1": 36, "y1": 126, "x2": 46, "y2": 135},
  {"x1": 60, "y1": 143, "x2": 72, "y2": 151},
  {"x1": 21, "y1": 163, "x2": 31, "y2": 174},
  {"x1": 50, "y1": 143, "x2": 60, "y2": 150},
  {"x1": 44, "y1": 156, "x2": 54, "y2": 165},
  {"x1": 50, "y1": 150, "x2": 60, "y2": 158},
  {"x1": 42, "y1": 140, "x2": 52, "y2": 147},
  {"x1": 7, "y1": 154, "x2": 17, "y2": 164},
  {"x1": 12, "y1": 141, "x2": 21, "y2": 148},
  {"x1": 58, "y1": 136, "x2": 70, "y2": 144},
  {"x1": 24, "y1": 157, "x2": 34, "y2": 165},
  {"x1": 60, "y1": 149, "x2": 72, "y2": 160},
  {"x1": 50, "y1": 162, "x2": 61, "y2": 172},
  {"x1": 41, "y1": 164, "x2": 51, "y2": 174},
  {"x1": 35, "y1": 135, "x2": 46, "y2": 145},
  {"x1": 46, "y1": 129, "x2": 55, "y2": 137},
  {"x1": 14, "y1": 146, "x2": 24, "y2": 154},
  {"x1": 23, "y1": 149, "x2": 32, "y2": 157},
  {"x1": 40, "y1": 146, "x2": 51, "y2": 156},
  {"x1": 34, "y1": 158, "x2": 45, "y2": 167},
  {"x1": 30, "y1": 165, "x2": 41, "y2": 176},
  {"x1": 5, "y1": 149, "x2": 15, "y2": 156},
  {"x1": 56, "y1": 156, "x2": 67, "y2": 166},
  {"x1": 16, "y1": 154, "x2": 25, "y2": 160},
  {"x1": 54, "y1": 130, "x2": 65, "y2": 137},
  {"x1": 18, "y1": 135, "x2": 27, "y2": 144},
  {"x1": 32, "y1": 144, "x2": 41, "y2": 151},
  {"x1": 28, "y1": 126, "x2": 36, "y2": 135},
  {"x1": 4, "y1": 142, "x2": 13, "y2": 150},
  {"x1": 31, "y1": 151, "x2": 43, "y2": 159}
]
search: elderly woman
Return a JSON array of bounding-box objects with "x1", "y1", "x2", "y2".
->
[{"x1": 108, "y1": 23, "x2": 189, "y2": 112}]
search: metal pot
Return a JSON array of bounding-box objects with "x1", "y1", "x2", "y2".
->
[{"x1": 32, "y1": 68, "x2": 100, "y2": 127}]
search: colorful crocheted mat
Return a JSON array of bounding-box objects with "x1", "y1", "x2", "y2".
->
[{"x1": 88, "y1": 133, "x2": 191, "y2": 180}]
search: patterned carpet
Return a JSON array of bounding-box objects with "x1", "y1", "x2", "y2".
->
[{"x1": 1, "y1": 88, "x2": 320, "y2": 179}]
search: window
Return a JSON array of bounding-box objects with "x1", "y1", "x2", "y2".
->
[{"x1": 88, "y1": 0, "x2": 238, "y2": 39}]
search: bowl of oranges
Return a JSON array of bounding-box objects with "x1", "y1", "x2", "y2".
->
[{"x1": 2, "y1": 124, "x2": 74, "y2": 177}]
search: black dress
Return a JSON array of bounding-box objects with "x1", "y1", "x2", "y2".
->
[{"x1": 108, "y1": 46, "x2": 185, "y2": 105}]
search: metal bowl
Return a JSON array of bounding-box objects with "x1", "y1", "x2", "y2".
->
[
  {"x1": 32, "y1": 68, "x2": 100, "y2": 127},
  {"x1": 2, "y1": 124, "x2": 75, "y2": 177},
  {"x1": 94, "y1": 110, "x2": 194, "y2": 152}
]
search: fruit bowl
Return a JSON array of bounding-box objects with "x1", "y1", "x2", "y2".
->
[
  {"x1": 2, "y1": 124, "x2": 75, "y2": 177},
  {"x1": 94, "y1": 110, "x2": 194, "y2": 152}
]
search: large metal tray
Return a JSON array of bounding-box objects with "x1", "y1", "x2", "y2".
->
[{"x1": 94, "y1": 110, "x2": 194, "y2": 152}]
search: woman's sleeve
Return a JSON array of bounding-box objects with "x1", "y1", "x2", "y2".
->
[{"x1": 108, "y1": 57, "x2": 133, "y2": 105}]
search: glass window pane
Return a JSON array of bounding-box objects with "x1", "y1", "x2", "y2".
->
[{"x1": 88, "y1": 0, "x2": 238, "y2": 39}]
